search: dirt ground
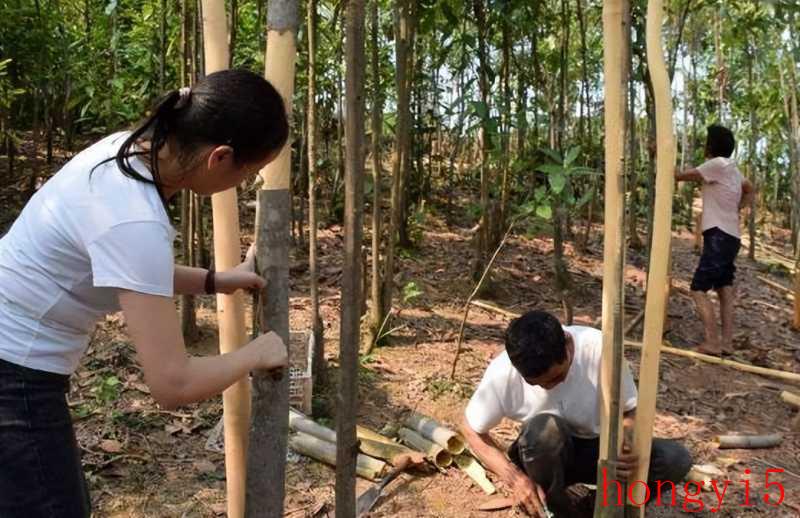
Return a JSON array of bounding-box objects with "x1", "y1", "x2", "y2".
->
[{"x1": 2, "y1": 146, "x2": 800, "y2": 517}]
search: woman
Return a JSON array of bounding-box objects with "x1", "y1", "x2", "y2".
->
[{"x1": 0, "y1": 69, "x2": 289, "y2": 517}]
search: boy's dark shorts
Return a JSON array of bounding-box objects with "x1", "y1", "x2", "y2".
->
[{"x1": 691, "y1": 227, "x2": 741, "y2": 292}]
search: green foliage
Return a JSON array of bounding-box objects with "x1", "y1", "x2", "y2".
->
[
  {"x1": 91, "y1": 374, "x2": 122, "y2": 405},
  {"x1": 401, "y1": 281, "x2": 423, "y2": 303}
]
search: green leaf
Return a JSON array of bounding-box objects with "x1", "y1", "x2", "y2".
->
[
  {"x1": 536, "y1": 163, "x2": 566, "y2": 176},
  {"x1": 548, "y1": 172, "x2": 567, "y2": 194},
  {"x1": 576, "y1": 189, "x2": 594, "y2": 208},
  {"x1": 536, "y1": 205, "x2": 552, "y2": 220},
  {"x1": 564, "y1": 146, "x2": 581, "y2": 166},
  {"x1": 540, "y1": 148, "x2": 563, "y2": 164},
  {"x1": 470, "y1": 101, "x2": 489, "y2": 121}
]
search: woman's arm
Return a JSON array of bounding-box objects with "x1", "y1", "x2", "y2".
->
[
  {"x1": 174, "y1": 265, "x2": 209, "y2": 295},
  {"x1": 119, "y1": 290, "x2": 286, "y2": 409}
]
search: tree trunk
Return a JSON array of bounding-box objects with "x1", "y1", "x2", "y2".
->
[
  {"x1": 382, "y1": 0, "x2": 412, "y2": 318},
  {"x1": 307, "y1": 0, "x2": 325, "y2": 388},
  {"x1": 714, "y1": 11, "x2": 725, "y2": 122},
  {"x1": 247, "y1": 1, "x2": 298, "y2": 516},
  {"x1": 200, "y1": 3, "x2": 251, "y2": 517},
  {"x1": 366, "y1": 0, "x2": 384, "y2": 353},
  {"x1": 553, "y1": 0, "x2": 573, "y2": 324},
  {"x1": 472, "y1": 0, "x2": 491, "y2": 280},
  {"x1": 336, "y1": 1, "x2": 366, "y2": 513},
  {"x1": 229, "y1": 0, "x2": 238, "y2": 67},
  {"x1": 160, "y1": 0, "x2": 167, "y2": 92},
  {"x1": 746, "y1": 48, "x2": 757, "y2": 261},
  {"x1": 180, "y1": 190, "x2": 198, "y2": 340}
]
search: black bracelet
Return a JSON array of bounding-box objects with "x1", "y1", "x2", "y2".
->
[{"x1": 204, "y1": 268, "x2": 216, "y2": 295}]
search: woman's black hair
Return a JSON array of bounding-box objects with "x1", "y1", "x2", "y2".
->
[
  {"x1": 505, "y1": 310, "x2": 567, "y2": 380},
  {"x1": 95, "y1": 69, "x2": 289, "y2": 203}
]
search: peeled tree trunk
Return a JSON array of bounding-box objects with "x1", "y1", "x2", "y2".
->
[
  {"x1": 247, "y1": 1, "x2": 298, "y2": 516},
  {"x1": 200, "y1": 3, "x2": 250, "y2": 517},
  {"x1": 594, "y1": 1, "x2": 629, "y2": 516},
  {"x1": 630, "y1": 0, "x2": 676, "y2": 513}
]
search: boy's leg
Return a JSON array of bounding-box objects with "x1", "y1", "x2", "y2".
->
[
  {"x1": 691, "y1": 290, "x2": 720, "y2": 354},
  {"x1": 718, "y1": 285, "x2": 735, "y2": 353},
  {"x1": 691, "y1": 229, "x2": 724, "y2": 354}
]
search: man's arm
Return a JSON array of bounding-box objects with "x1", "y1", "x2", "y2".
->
[
  {"x1": 461, "y1": 418, "x2": 546, "y2": 516},
  {"x1": 739, "y1": 178, "x2": 755, "y2": 211}
]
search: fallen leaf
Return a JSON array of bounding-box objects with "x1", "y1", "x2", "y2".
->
[
  {"x1": 194, "y1": 459, "x2": 216, "y2": 474},
  {"x1": 100, "y1": 439, "x2": 123, "y2": 453}
]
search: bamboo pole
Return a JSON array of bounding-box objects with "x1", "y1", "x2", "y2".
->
[
  {"x1": 626, "y1": 340, "x2": 800, "y2": 384},
  {"x1": 460, "y1": 300, "x2": 800, "y2": 384},
  {"x1": 404, "y1": 412, "x2": 466, "y2": 455},
  {"x1": 288, "y1": 432, "x2": 386, "y2": 480},
  {"x1": 246, "y1": 2, "x2": 297, "y2": 516},
  {"x1": 200, "y1": 4, "x2": 250, "y2": 517},
  {"x1": 398, "y1": 427, "x2": 452, "y2": 468},
  {"x1": 716, "y1": 433, "x2": 783, "y2": 449},
  {"x1": 630, "y1": 0, "x2": 676, "y2": 513},
  {"x1": 595, "y1": 1, "x2": 629, "y2": 516},
  {"x1": 781, "y1": 390, "x2": 800, "y2": 407}
]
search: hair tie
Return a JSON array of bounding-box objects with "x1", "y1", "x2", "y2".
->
[{"x1": 175, "y1": 87, "x2": 191, "y2": 109}]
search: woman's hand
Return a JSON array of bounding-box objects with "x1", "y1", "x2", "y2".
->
[
  {"x1": 215, "y1": 269, "x2": 265, "y2": 294},
  {"x1": 215, "y1": 244, "x2": 265, "y2": 294},
  {"x1": 250, "y1": 331, "x2": 288, "y2": 371}
]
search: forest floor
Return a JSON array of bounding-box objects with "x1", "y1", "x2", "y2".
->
[{"x1": 2, "y1": 145, "x2": 800, "y2": 517}]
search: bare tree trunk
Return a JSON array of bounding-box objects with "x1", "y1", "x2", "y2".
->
[
  {"x1": 472, "y1": 0, "x2": 491, "y2": 280},
  {"x1": 229, "y1": 0, "x2": 238, "y2": 66},
  {"x1": 382, "y1": 0, "x2": 412, "y2": 318},
  {"x1": 553, "y1": 0, "x2": 573, "y2": 324},
  {"x1": 336, "y1": 1, "x2": 366, "y2": 513},
  {"x1": 714, "y1": 11, "x2": 725, "y2": 123},
  {"x1": 366, "y1": 0, "x2": 384, "y2": 353},
  {"x1": 247, "y1": 0, "x2": 298, "y2": 515},
  {"x1": 746, "y1": 47, "x2": 757, "y2": 261},
  {"x1": 307, "y1": 0, "x2": 325, "y2": 388},
  {"x1": 159, "y1": 0, "x2": 167, "y2": 92}
]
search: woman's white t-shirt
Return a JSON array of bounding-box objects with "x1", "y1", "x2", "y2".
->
[
  {"x1": 464, "y1": 326, "x2": 638, "y2": 439},
  {"x1": 0, "y1": 132, "x2": 176, "y2": 375}
]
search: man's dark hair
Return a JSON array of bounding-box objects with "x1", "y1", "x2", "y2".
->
[
  {"x1": 705, "y1": 124, "x2": 735, "y2": 158},
  {"x1": 505, "y1": 311, "x2": 567, "y2": 379}
]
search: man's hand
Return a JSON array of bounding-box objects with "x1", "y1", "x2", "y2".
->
[{"x1": 510, "y1": 473, "x2": 548, "y2": 517}]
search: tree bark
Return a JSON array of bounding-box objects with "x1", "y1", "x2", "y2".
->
[
  {"x1": 247, "y1": 1, "x2": 298, "y2": 516},
  {"x1": 306, "y1": 0, "x2": 324, "y2": 388},
  {"x1": 336, "y1": 1, "x2": 367, "y2": 513},
  {"x1": 367, "y1": 0, "x2": 384, "y2": 353},
  {"x1": 382, "y1": 0, "x2": 412, "y2": 318}
]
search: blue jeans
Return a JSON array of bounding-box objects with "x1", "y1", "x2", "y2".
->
[{"x1": 0, "y1": 358, "x2": 90, "y2": 517}]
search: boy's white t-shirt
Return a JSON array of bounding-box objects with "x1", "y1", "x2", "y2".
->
[
  {"x1": 464, "y1": 326, "x2": 638, "y2": 439},
  {"x1": 0, "y1": 132, "x2": 176, "y2": 375},
  {"x1": 697, "y1": 157, "x2": 744, "y2": 239}
]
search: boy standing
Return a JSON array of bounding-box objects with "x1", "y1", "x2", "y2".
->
[{"x1": 676, "y1": 125, "x2": 754, "y2": 355}]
